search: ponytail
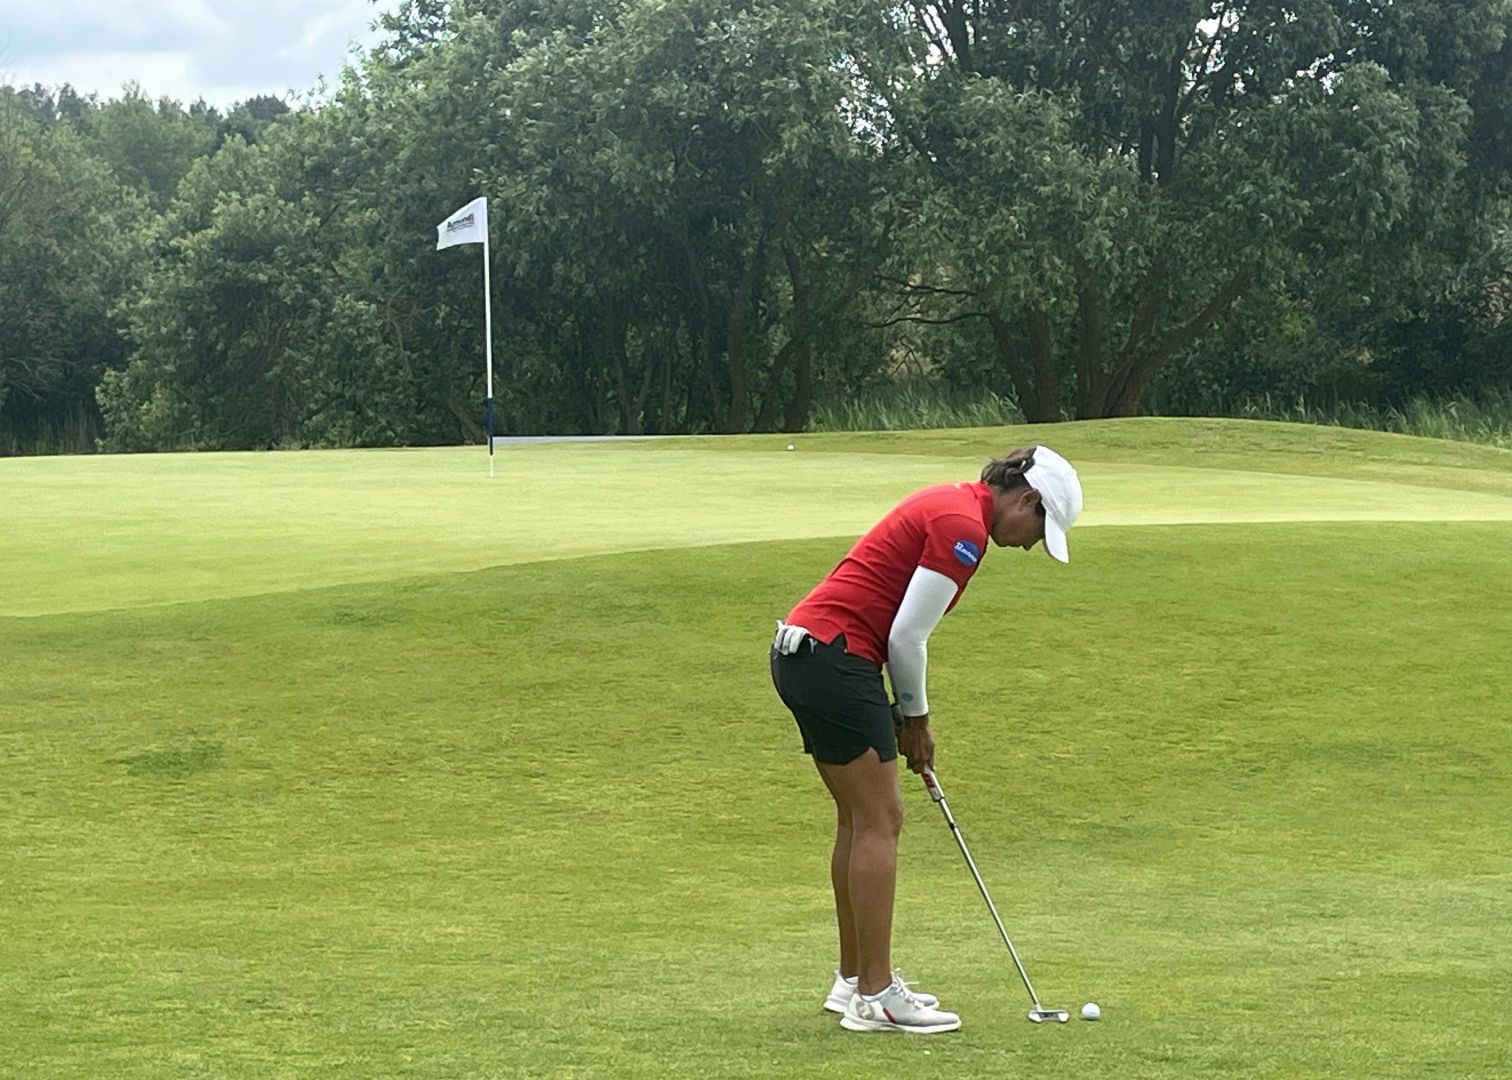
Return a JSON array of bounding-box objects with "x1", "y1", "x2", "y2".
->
[{"x1": 981, "y1": 447, "x2": 1037, "y2": 491}]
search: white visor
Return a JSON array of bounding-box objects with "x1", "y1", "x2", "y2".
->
[{"x1": 1024, "y1": 446, "x2": 1083, "y2": 564}]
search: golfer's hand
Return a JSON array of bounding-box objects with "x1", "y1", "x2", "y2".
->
[{"x1": 896, "y1": 713, "x2": 935, "y2": 774}]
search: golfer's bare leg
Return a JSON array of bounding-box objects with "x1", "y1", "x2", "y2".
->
[
  {"x1": 815, "y1": 761, "x2": 858, "y2": 977},
  {"x1": 816, "y1": 749, "x2": 902, "y2": 997}
]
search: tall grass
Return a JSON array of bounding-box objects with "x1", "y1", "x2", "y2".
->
[
  {"x1": 1230, "y1": 390, "x2": 1512, "y2": 449},
  {"x1": 809, "y1": 377, "x2": 1512, "y2": 449},
  {"x1": 0, "y1": 414, "x2": 100, "y2": 457},
  {"x1": 807, "y1": 378, "x2": 1024, "y2": 432}
]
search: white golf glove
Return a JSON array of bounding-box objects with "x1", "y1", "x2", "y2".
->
[{"x1": 773, "y1": 621, "x2": 811, "y2": 656}]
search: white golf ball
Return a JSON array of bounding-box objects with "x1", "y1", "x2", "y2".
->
[
  {"x1": 1080, "y1": 1002, "x2": 1101, "y2": 1021},
  {"x1": 786, "y1": 444, "x2": 795, "y2": 451}
]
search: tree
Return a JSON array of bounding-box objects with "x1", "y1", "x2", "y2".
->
[
  {"x1": 877, "y1": 0, "x2": 1508, "y2": 419},
  {"x1": 361, "y1": 0, "x2": 903, "y2": 435},
  {"x1": 0, "y1": 89, "x2": 149, "y2": 452},
  {"x1": 101, "y1": 126, "x2": 412, "y2": 451},
  {"x1": 11, "y1": 83, "x2": 91, "y2": 129},
  {"x1": 217, "y1": 95, "x2": 292, "y2": 147},
  {"x1": 84, "y1": 84, "x2": 219, "y2": 208}
]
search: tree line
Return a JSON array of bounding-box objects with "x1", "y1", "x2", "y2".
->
[{"x1": 3, "y1": 0, "x2": 1510, "y2": 454}]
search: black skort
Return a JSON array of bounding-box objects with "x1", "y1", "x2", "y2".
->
[{"x1": 770, "y1": 633, "x2": 897, "y2": 765}]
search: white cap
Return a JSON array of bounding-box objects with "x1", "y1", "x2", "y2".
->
[{"x1": 1024, "y1": 445, "x2": 1082, "y2": 563}]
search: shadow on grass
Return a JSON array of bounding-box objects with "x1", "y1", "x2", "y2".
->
[{"x1": 112, "y1": 741, "x2": 225, "y2": 778}]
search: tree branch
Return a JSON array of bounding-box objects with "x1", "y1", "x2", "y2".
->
[
  {"x1": 986, "y1": 310, "x2": 1038, "y2": 418},
  {"x1": 1178, "y1": 9, "x2": 1227, "y2": 120},
  {"x1": 908, "y1": 0, "x2": 949, "y2": 60},
  {"x1": 1140, "y1": 272, "x2": 1249, "y2": 377},
  {"x1": 877, "y1": 274, "x2": 981, "y2": 299},
  {"x1": 1106, "y1": 272, "x2": 1250, "y2": 414},
  {"x1": 1119, "y1": 261, "x2": 1167, "y2": 362},
  {"x1": 864, "y1": 311, "x2": 990, "y2": 329}
]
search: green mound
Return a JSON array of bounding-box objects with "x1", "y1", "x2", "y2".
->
[{"x1": 5, "y1": 419, "x2": 1512, "y2": 616}]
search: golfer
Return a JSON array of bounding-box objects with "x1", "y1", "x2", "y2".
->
[{"x1": 770, "y1": 445, "x2": 1082, "y2": 1034}]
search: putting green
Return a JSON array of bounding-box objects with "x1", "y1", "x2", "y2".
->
[
  {"x1": 6, "y1": 421, "x2": 1512, "y2": 616},
  {"x1": 4, "y1": 419, "x2": 1512, "y2": 1079}
]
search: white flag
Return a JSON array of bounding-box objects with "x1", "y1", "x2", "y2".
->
[{"x1": 436, "y1": 196, "x2": 488, "y2": 250}]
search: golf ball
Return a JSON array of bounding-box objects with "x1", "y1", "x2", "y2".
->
[
  {"x1": 786, "y1": 444, "x2": 795, "y2": 451},
  {"x1": 1080, "y1": 1002, "x2": 1101, "y2": 1021}
]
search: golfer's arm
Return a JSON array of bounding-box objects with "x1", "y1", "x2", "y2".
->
[{"x1": 886, "y1": 566, "x2": 957, "y2": 718}]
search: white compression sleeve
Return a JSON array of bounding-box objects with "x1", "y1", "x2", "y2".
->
[{"x1": 886, "y1": 566, "x2": 958, "y2": 717}]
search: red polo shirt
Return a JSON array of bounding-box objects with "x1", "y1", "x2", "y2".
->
[{"x1": 786, "y1": 481, "x2": 994, "y2": 666}]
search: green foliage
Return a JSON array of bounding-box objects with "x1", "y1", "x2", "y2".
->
[
  {"x1": 396, "y1": 0, "x2": 907, "y2": 434},
  {"x1": 0, "y1": 83, "x2": 310, "y2": 454},
  {"x1": 1230, "y1": 390, "x2": 1512, "y2": 449},
  {"x1": 0, "y1": 91, "x2": 151, "y2": 453},
  {"x1": 82, "y1": 85, "x2": 219, "y2": 209},
  {"x1": 8, "y1": 82, "x2": 92, "y2": 129},
  {"x1": 102, "y1": 128, "x2": 417, "y2": 451},
  {"x1": 807, "y1": 375, "x2": 1024, "y2": 432},
  {"x1": 5, "y1": 0, "x2": 1512, "y2": 452},
  {"x1": 888, "y1": 0, "x2": 1509, "y2": 420},
  {"x1": 806, "y1": 372, "x2": 1512, "y2": 450},
  {"x1": 214, "y1": 95, "x2": 292, "y2": 147}
]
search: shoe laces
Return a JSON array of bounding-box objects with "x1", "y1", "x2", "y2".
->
[{"x1": 889, "y1": 974, "x2": 923, "y2": 1006}]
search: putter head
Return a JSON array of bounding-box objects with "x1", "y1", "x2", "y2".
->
[{"x1": 1028, "y1": 1008, "x2": 1070, "y2": 1024}]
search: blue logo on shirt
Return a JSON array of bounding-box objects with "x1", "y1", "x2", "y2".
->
[{"x1": 953, "y1": 540, "x2": 981, "y2": 566}]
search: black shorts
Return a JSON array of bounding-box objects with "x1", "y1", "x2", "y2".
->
[{"x1": 770, "y1": 633, "x2": 897, "y2": 765}]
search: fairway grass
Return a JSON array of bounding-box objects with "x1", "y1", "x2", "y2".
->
[
  {"x1": 3, "y1": 420, "x2": 1511, "y2": 1078},
  {"x1": 5, "y1": 418, "x2": 1512, "y2": 617}
]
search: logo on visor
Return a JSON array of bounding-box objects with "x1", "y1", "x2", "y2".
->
[{"x1": 953, "y1": 540, "x2": 981, "y2": 566}]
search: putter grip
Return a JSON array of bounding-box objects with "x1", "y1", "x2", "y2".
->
[{"x1": 921, "y1": 766, "x2": 945, "y2": 803}]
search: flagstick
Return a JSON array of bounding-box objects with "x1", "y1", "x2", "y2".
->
[
  {"x1": 483, "y1": 227, "x2": 495, "y2": 478},
  {"x1": 435, "y1": 197, "x2": 494, "y2": 475}
]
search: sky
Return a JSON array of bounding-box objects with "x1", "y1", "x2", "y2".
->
[{"x1": 0, "y1": 0, "x2": 403, "y2": 107}]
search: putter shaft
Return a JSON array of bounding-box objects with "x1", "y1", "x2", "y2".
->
[{"x1": 921, "y1": 766, "x2": 1064, "y2": 1020}]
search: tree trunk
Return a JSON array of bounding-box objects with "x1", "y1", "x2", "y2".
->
[
  {"x1": 1105, "y1": 274, "x2": 1249, "y2": 416},
  {"x1": 784, "y1": 336, "x2": 813, "y2": 435},
  {"x1": 775, "y1": 241, "x2": 815, "y2": 434},
  {"x1": 1156, "y1": 51, "x2": 1181, "y2": 184},
  {"x1": 679, "y1": 231, "x2": 719, "y2": 433},
  {"x1": 606, "y1": 298, "x2": 643, "y2": 435},
  {"x1": 644, "y1": 324, "x2": 673, "y2": 435},
  {"x1": 1026, "y1": 308, "x2": 1063, "y2": 421},
  {"x1": 985, "y1": 312, "x2": 1043, "y2": 420},
  {"x1": 937, "y1": 0, "x2": 975, "y2": 74},
  {"x1": 722, "y1": 241, "x2": 765, "y2": 434},
  {"x1": 1076, "y1": 261, "x2": 1168, "y2": 417},
  {"x1": 443, "y1": 393, "x2": 485, "y2": 442},
  {"x1": 660, "y1": 324, "x2": 679, "y2": 434},
  {"x1": 1074, "y1": 275, "x2": 1104, "y2": 419}
]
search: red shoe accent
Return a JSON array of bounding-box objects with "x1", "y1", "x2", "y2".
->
[{"x1": 883, "y1": 1008, "x2": 896, "y2": 1023}]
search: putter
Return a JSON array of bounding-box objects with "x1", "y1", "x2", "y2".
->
[{"x1": 919, "y1": 763, "x2": 1069, "y2": 1024}]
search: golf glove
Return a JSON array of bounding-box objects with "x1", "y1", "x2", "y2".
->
[{"x1": 773, "y1": 621, "x2": 811, "y2": 656}]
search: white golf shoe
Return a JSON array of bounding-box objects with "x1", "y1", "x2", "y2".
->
[
  {"x1": 823, "y1": 970, "x2": 940, "y2": 1013},
  {"x1": 839, "y1": 974, "x2": 960, "y2": 1034}
]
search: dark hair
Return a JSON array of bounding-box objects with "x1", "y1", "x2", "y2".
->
[{"x1": 981, "y1": 447, "x2": 1036, "y2": 491}]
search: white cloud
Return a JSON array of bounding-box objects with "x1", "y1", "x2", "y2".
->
[
  {"x1": 4, "y1": 51, "x2": 276, "y2": 108},
  {"x1": 163, "y1": 0, "x2": 231, "y2": 34},
  {"x1": 0, "y1": 0, "x2": 399, "y2": 106},
  {"x1": 280, "y1": 0, "x2": 373, "y2": 59},
  {"x1": 2, "y1": 0, "x2": 230, "y2": 54}
]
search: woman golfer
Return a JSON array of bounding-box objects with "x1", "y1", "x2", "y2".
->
[{"x1": 770, "y1": 445, "x2": 1082, "y2": 1034}]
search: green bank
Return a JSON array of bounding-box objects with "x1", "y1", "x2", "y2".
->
[{"x1": 6, "y1": 418, "x2": 1512, "y2": 617}]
